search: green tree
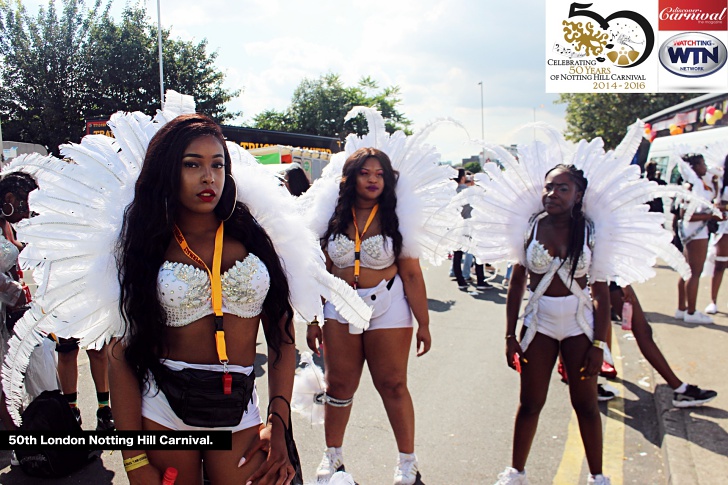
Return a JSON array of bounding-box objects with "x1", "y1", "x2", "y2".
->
[
  {"x1": 253, "y1": 73, "x2": 411, "y2": 138},
  {"x1": 0, "y1": 0, "x2": 99, "y2": 155},
  {"x1": 86, "y1": 4, "x2": 239, "y2": 121},
  {"x1": 252, "y1": 109, "x2": 295, "y2": 132},
  {"x1": 557, "y1": 93, "x2": 704, "y2": 149},
  {"x1": 464, "y1": 161, "x2": 482, "y2": 174},
  {"x1": 0, "y1": 0, "x2": 239, "y2": 154}
]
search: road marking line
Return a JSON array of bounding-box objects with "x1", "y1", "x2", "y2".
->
[
  {"x1": 553, "y1": 409, "x2": 583, "y2": 484},
  {"x1": 603, "y1": 335, "x2": 625, "y2": 485},
  {"x1": 553, "y1": 334, "x2": 627, "y2": 485}
]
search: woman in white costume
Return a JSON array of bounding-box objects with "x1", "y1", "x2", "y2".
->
[
  {"x1": 303, "y1": 107, "x2": 461, "y2": 485},
  {"x1": 498, "y1": 164, "x2": 611, "y2": 485},
  {"x1": 461, "y1": 122, "x2": 696, "y2": 485},
  {"x1": 1, "y1": 92, "x2": 371, "y2": 485},
  {"x1": 308, "y1": 147, "x2": 429, "y2": 485},
  {"x1": 705, "y1": 154, "x2": 728, "y2": 314},
  {"x1": 675, "y1": 153, "x2": 720, "y2": 324}
]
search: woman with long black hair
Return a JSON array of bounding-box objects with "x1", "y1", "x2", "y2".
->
[
  {"x1": 496, "y1": 164, "x2": 611, "y2": 485},
  {"x1": 110, "y1": 114, "x2": 297, "y2": 485},
  {"x1": 307, "y1": 147, "x2": 430, "y2": 485}
]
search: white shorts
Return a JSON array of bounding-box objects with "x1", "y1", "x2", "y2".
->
[
  {"x1": 141, "y1": 359, "x2": 262, "y2": 432},
  {"x1": 682, "y1": 220, "x2": 709, "y2": 242},
  {"x1": 323, "y1": 275, "x2": 413, "y2": 334},
  {"x1": 524, "y1": 294, "x2": 593, "y2": 342}
]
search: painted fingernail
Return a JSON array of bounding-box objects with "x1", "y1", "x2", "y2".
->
[
  {"x1": 580, "y1": 367, "x2": 585, "y2": 372},
  {"x1": 580, "y1": 376, "x2": 585, "y2": 380},
  {"x1": 246, "y1": 481, "x2": 252, "y2": 485},
  {"x1": 523, "y1": 358, "x2": 528, "y2": 363},
  {"x1": 237, "y1": 456, "x2": 246, "y2": 467}
]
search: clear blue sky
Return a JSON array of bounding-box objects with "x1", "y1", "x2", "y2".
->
[{"x1": 23, "y1": 0, "x2": 567, "y2": 163}]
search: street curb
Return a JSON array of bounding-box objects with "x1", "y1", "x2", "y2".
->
[{"x1": 648, "y1": 329, "x2": 700, "y2": 485}]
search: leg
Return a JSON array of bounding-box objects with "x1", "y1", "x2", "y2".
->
[
  {"x1": 711, "y1": 262, "x2": 725, "y2": 304},
  {"x1": 624, "y1": 286, "x2": 682, "y2": 389},
  {"x1": 203, "y1": 425, "x2": 267, "y2": 485},
  {"x1": 321, "y1": 319, "x2": 365, "y2": 448},
  {"x1": 452, "y1": 251, "x2": 466, "y2": 287},
  {"x1": 87, "y1": 344, "x2": 114, "y2": 430},
  {"x1": 685, "y1": 238, "x2": 709, "y2": 314},
  {"x1": 365, "y1": 327, "x2": 415, "y2": 453},
  {"x1": 511, "y1": 332, "x2": 560, "y2": 471},
  {"x1": 677, "y1": 278, "x2": 686, "y2": 312},
  {"x1": 474, "y1": 263, "x2": 486, "y2": 286},
  {"x1": 711, "y1": 235, "x2": 728, "y2": 303},
  {"x1": 462, "y1": 252, "x2": 474, "y2": 280},
  {"x1": 561, "y1": 335, "x2": 602, "y2": 475},
  {"x1": 143, "y1": 417, "x2": 203, "y2": 485},
  {"x1": 87, "y1": 346, "x2": 110, "y2": 394},
  {"x1": 57, "y1": 343, "x2": 80, "y2": 396}
]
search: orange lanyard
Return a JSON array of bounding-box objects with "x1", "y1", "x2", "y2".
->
[
  {"x1": 351, "y1": 204, "x2": 379, "y2": 289},
  {"x1": 173, "y1": 222, "x2": 232, "y2": 394}
]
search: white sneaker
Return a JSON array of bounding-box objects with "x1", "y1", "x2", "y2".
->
[
  {"x1": 684, "y1": 310, "x2": 713, "y2": 324},
  {"x1": 587, "y1": 473, "x2": 612, "y2": 485},
  {"x1": 393, "y1": 453, "x2": 421, "y2": 485},
  {"x1": 494, "y1": 467, "x2": 529, "y2": 485},
  {"x1": 674, "y1": 309, "x2": 685, "y2": 319},
  {"x1": 705, "y1": 302, "x2": 718, "y2": 314},
  {"x1": 317, "y1": 447, "x2": 346, "y2": 482}
]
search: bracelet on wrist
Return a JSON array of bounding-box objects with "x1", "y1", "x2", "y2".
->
[
  {"x1": 123, "y1": 453, "x2": 149, "y2": 472},
  {"x1": 592, "y1": 339, "x2": 607, "y2": 350},
  {"x1": 306, "y1": 317, "x2": 320, "y2": 326},
  {"x1": 505, "y1": 334, "x2": 516, "y2": 340}
]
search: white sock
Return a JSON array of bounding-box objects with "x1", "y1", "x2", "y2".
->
[
  {"x1": 326, "y1": 446, "x2": 342, "y2": 455},
  {"x1": 398, "y1": 452, "x2": 417, "y2": 464},
  {"x1": 674, "y1": 382, "x2": 688, "y2": 393}
]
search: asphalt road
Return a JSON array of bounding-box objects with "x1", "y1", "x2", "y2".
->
[{"x1": 0, "y1": 262, "x2": 671, "y2": 484}]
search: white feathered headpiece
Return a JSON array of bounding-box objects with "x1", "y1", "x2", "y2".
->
[
  {"x1": 299, "y1": 107, "x2": 465, "y2": 265},
  {"x1": 1, "y1": 91, "x2": 371, "y2": 425},
  {"x1": 469, "y1": 120, "x2": 702, "y2": 286}
]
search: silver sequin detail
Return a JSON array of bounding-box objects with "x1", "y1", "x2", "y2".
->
[
  {"x1": 158, "y1": 254, "x2": 269, "y2": 327},
  {"x1": 328, "y1": 234, "x2": 394, "y2": 270}
]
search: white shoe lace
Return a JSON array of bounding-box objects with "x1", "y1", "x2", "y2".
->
[{"x1": 393, "y1": 458, "x2": 418, "y2": 485}]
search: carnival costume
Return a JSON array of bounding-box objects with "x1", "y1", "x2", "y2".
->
[
  {"x1": 669, "y1": 141, "x2": 728, "y2": 278},
  {"x1": 1, "y1": 91, "x2": 372, "y2": 425},
  {"x1": 299, "y1": 106, "x2": 464, "y2": 336},
  {"x1": 467, "y1": 121, "x2": 695, "y2": 354}
]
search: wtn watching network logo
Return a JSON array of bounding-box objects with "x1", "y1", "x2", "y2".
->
[{"x1": 659, "y1": 32, "x2": 727, "y2": 77}]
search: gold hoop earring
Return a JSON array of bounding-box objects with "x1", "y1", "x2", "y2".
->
[{"x1": 222, "y1": 174, "x2": 238, "y2": 222}]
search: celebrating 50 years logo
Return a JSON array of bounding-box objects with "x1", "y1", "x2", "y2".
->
[{"x1": 557, "y1": 3, "x2": 655, "y2": 68}]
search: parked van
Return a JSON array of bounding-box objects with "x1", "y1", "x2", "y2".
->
[{"x1": 646, "y1": 126, "x2": 728, "y2": 183}]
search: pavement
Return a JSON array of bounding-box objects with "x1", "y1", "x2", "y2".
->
[
  {"x1": 631, "y1": 264, "x2": 728, "y2": 485},
  {"x1": 0, "y1": 261, "x2": 726, "y2": 484}
]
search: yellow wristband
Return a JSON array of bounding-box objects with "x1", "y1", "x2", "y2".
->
[{"x1": 123, "y1": 454, "x2": 149, "y2": 472}]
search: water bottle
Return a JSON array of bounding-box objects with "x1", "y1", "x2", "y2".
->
[
  {"x1": 162, "y1": 467, "x2": 178, "y2": 485},
  {"x1": 621, "y1": 302, "x2": 633, "y2": 330}
]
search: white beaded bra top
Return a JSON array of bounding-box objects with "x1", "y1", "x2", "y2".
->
[
  {"x1": 157, "y1": 253, "x2": 270, "y2": 327},
  {"x1": 327, "y1": 234, "x2": 395, "y2": 270},
  {"x1": 526, "y1": 218, "x2": 591, "y2": 278}
]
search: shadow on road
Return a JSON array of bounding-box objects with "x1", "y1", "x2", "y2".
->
[{"x1": 427, "y1": 298, "x2": 455, "y2": 312}]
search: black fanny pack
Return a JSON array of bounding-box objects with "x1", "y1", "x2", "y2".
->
[{"x1": 151, "y1": 365, "x2": 255, "y2": 428}]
